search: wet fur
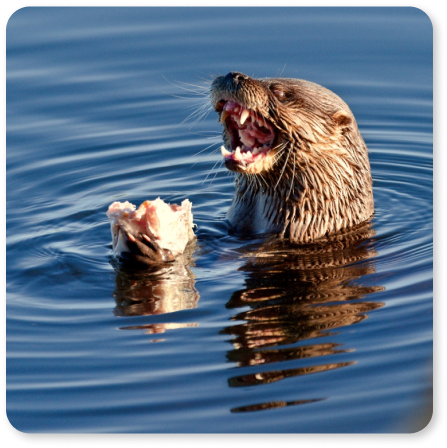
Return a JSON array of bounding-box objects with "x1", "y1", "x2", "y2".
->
[{"x1": 211, "y1": 73, "x2": 374, "y2": 243}]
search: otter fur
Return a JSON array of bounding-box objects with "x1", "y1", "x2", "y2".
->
[
  {"x1": 107, "y1": 72, "x2": 374, "y2": 265},
  {"x1": 211, "y1": 72, "x2": 374, "y2": 243}
]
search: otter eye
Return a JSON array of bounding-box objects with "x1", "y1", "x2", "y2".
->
[{"x1": 272, "y1": 89, "x2": 285, "y2": 100}]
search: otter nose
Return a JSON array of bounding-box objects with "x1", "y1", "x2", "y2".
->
[{"x1": 224, "y1": 72, "x2": 249, "y2": 84}]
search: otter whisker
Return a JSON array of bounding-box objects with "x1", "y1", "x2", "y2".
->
[
  {"x1": 182, "y1": 101, "x2": 214, "y2": 128},
  {"x1": 272, "y1": 152, "x2": 285, "y2": 167},
  {"x1": 209, "y1": 160, "x2": 224, "y2": 184},
  {"x1": 255, "y1": 172, "x2": 263, "y2": 190},
  {"x1": 190, "y1": 141, "x2": 221, "y2": 158},
  {"x1": 209, "y1": 71, "x2": 374, "y2": 242},
  {"x1": 247, "y1": 174, "x2": 260, "y2": 197},
  {"x1": 286, "y1": 152, "x2": 296, "y2": 201},
  {"x1": 278, "y1": 63, "x2": 287, "y2": 77},
  {"x1": 198, "y1": 131, "x2": 223, "y2": 136},
  {"x1": 271, "y1": 142, "x2": 288, "y2": 164},
  {"x1": 203, "y1": 158, "x2": 223, "y2": 184},
  {"x1": 175, "y1": 85, "x2": 209, "y2": 95},
  {"x1": 273, "y1": 141, "x2": 293, "y2": 191},
  {"x1": 163, "y1": 75, "x2": 211, "y2": 96}
]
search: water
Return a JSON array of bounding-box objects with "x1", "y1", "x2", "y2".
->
[{"x1": 6, "y1": 7, "x2": 433, "y2": 433}]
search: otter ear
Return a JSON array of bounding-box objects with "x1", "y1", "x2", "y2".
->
[{"x1": 332, "y1": 110, "x2": 352, "y2": 128}]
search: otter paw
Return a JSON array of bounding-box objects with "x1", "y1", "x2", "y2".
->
[{"x1": 119, "y1": 229, "x2": 175, "y2": 265}]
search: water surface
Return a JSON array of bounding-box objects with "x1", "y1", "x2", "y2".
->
[{"x1": 6, "y1": 7, "x2": 432, "y2": 433}]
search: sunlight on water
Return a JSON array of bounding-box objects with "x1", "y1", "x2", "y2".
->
[{"x1": 6, "y1": 7, "x2": 432, "y2": 433}]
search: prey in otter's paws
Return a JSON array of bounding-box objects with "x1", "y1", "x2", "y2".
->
[
  {"x1": 107, "y1": 199, "x2": 194, "y2": 266},
  {"x1": 211, "y1": 72, "x2": 374, "y2": 243},
  {"x1": 108, "y1": 72, "x2": 374, "y2": 264}
]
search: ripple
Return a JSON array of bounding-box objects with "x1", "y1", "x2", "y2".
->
[{"x1": 7, "y1": 6, "x2": 432, "y2": 433}]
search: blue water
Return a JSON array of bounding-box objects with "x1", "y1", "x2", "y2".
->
[{"x1": 6, "y1": 7, "x2": 432, "y2": 433}]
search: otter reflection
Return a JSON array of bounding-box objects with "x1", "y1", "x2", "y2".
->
[
  {"x1": 222, "y1": 223, "x2": 385, "y2": 413},
  {"x1": 112, "y1": 244, "x2": 199, "y2": 335}
]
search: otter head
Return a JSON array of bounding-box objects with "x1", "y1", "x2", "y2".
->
[{"x1": 210, "y1": 72, "x2": 374, "y2": 242}]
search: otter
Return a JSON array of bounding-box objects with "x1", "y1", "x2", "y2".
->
[
  {"x1": 211, "y1": 72, "x2": 374, "y2": 243},
  {"x1": 108, "y1": 72, "x2": 374, "y2": 264}
]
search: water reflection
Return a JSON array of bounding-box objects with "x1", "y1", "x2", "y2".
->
[
  {"x1": 231, "y1": 398, "x2": 325, "y2": 413},
  {"x1": 222, "y1": 223, "x2": 385, "y2": 411},
  {"x1": 112, "y1": 243, "x2": 199, "y2": 334},
  {"x1": 111, "y1": 222, "x2": 385, "y2": 412}
]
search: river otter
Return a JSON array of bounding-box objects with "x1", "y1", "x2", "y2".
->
[
  {"x1": 211, "y1": 72, "x2": 374, "y2": 243},
  {"x1": 108, "y1": 72, "x2": 374, "y2": 263}
]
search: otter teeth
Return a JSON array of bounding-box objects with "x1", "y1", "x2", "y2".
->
[
  {"x1": 240, "y1": 109, "x2": 250, "y2": 125},
  {"x1": 220, "y1": 143, "x2": 266, "y2": 162},
  {"x1": 234, "y1": 146, "x2": 242, "y2": 161},
  {"x1": 220, "y1": 145, "x2": 232, "y2": 157},
  {"x1": 220, "y1": 110, "x2": 230, "y2": 124}
]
